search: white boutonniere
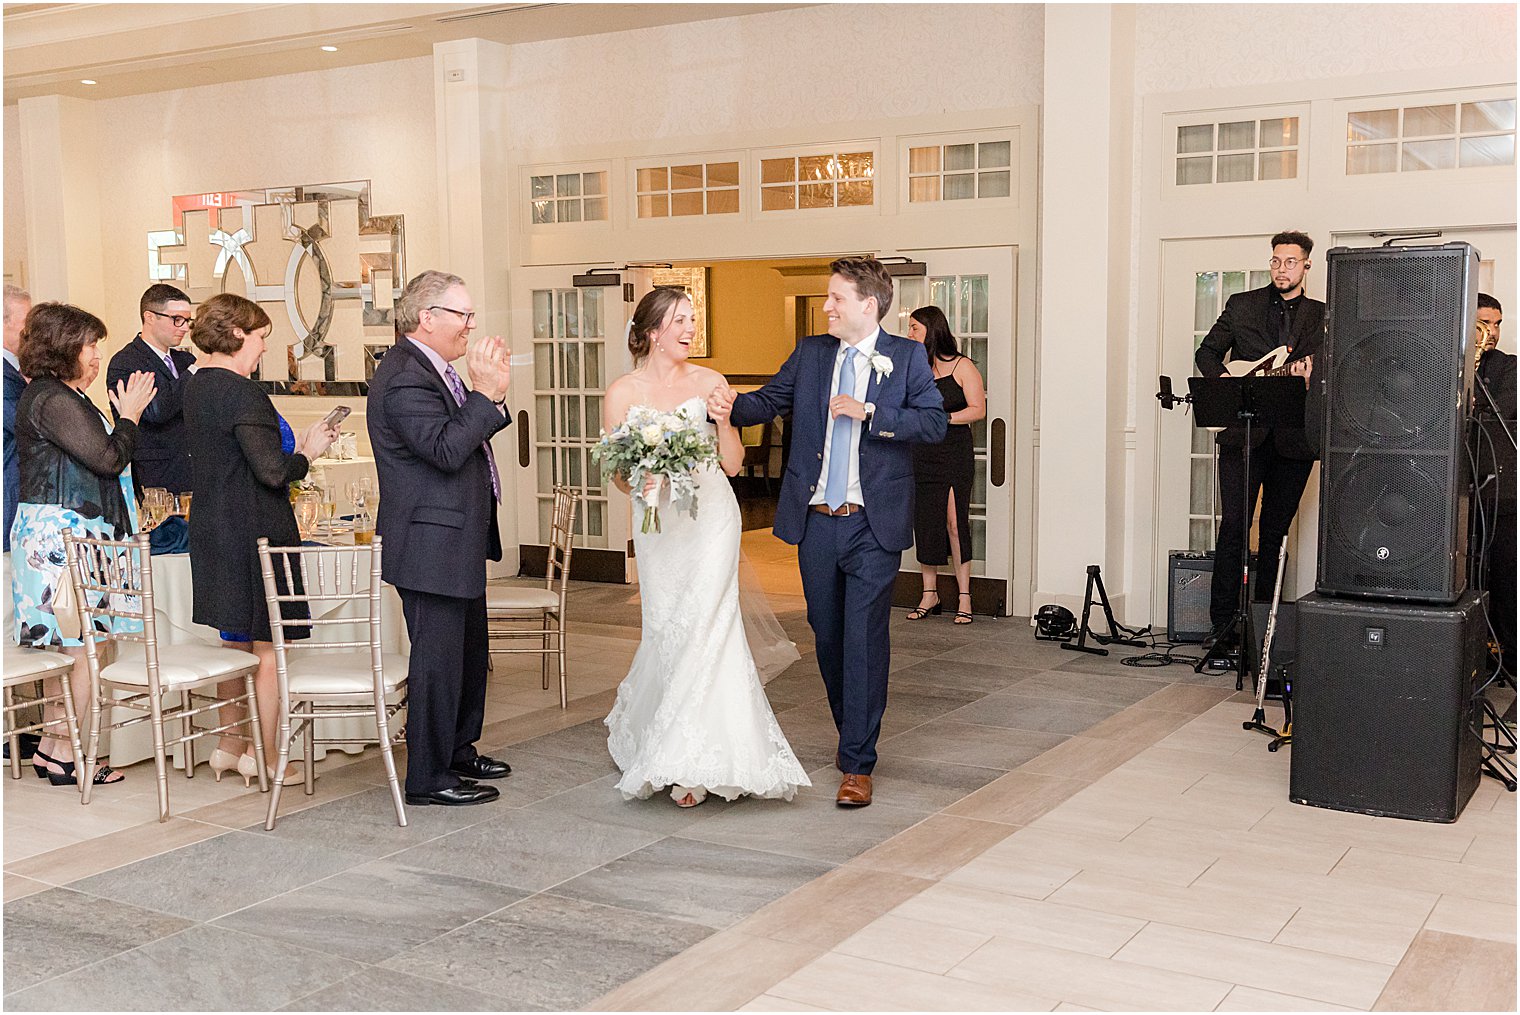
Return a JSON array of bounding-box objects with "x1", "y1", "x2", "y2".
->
[{"x1": 868, "y1": 352, "x2": 893, "y2": 381}]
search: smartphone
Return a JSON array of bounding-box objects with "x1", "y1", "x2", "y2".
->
[{"x1": 322, "y1": 405, "x2": 352, "y2": 429}]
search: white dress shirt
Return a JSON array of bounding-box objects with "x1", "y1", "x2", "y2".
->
[
  {"x1": 810, "y1": 328, "x2": 880, "y2": 508},
  {"x1": 2, "y1": 348, "x2": 17, "y2": 373}
]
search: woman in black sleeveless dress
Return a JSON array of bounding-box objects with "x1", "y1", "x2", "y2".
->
[{"x1": 906, "y1": 306, "x2": 986, "y2": 623}]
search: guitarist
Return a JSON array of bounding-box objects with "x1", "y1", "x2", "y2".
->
[{"x1": 1195, "y1": 230, "x2": 1324, "y2": 650}]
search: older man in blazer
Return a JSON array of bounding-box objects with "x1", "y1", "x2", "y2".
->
[
  {"x1": 368, "y1": 270, "x2": 513, "y2": 806},
  {"x1": 711, "y1": 257, "x2": 946, "y2": 807},
  {"x1": 1195, "y1": 230, "x2": 1324, "y2": 644}
]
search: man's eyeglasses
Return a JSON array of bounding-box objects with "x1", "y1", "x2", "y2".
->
[
  {"x1": 146, "y1": 309, "x2": 193, "y2": 328},
  {"x1": 428, "y1": 306, "x2": 476, "y2": 327},
  {"x1": 1269, "y1": 257, "x2": 1304, "y2": 270}
]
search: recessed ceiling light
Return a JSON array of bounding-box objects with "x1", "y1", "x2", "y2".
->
[
  {"x1": 80, "y1": 79, "x2": 97, "y2": 85},
  {"x1": 320, "y1": 45, "x2": 338, "y2": 52}
]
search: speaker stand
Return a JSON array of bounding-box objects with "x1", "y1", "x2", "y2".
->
[
  {"x1": 1478, "y1": 697, "x2": 1517, "y2": 791},
  {"x1": 1061, "y1": 565, "x2": 1148, "y2": 656}
]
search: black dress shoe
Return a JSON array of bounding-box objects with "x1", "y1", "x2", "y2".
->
[
  {"x1": 450, "y1": 755, "x2": 512, "y2": 780},
  {"x1": 405, "y1": 782, "x2": 500, "y2": 807}
]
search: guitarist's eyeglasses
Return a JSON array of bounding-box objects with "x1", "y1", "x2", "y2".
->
[{"x1": 1269, "y1": 257, "x2": 1304, "y2": 270}]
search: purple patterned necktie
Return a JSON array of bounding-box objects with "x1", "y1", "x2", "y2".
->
[
  {"x1": 443, "y1": 363, "x2": 502, "y2": 502},
  {"x1": 163, "y1": 352, "x2": 178, "y2": 379}
]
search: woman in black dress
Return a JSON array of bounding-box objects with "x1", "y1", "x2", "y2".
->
[
  {"x1": 183, "y1": 294, "x2": 337, "y2": 785},
  {"x1": 906, "y1": 306, "x2": 986, "y2": 624}
]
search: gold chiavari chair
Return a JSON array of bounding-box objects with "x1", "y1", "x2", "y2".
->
[
  {"x1": 485, "y1": 485, "x2": 579, "y2": 709},
  {"x1": 2, "y1": 555, "x2": 81, "y2": 781},
  {"x1": 65, "y1": 531, "x2": 267, "y2": 821},
  {"x1": 257, "y1": 536, "x2": 408, "y2": 830}
]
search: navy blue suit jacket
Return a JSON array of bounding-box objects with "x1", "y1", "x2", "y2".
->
[
  {"x1": 3, "y1": 358, "x2": 24, "y2": 551},
  {"x1": 107, "y1": 335, "x2": 197, "y2": 493},
  {"x1": 366, "y1": 338, "x2": 509, "y2": 600},
  {"x1": 732, "y1": 331, "x2": 946, "y2": 552}
]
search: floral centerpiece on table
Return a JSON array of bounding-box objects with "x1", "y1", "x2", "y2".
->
[{"x1": 592, "y1": 405, "x2": 720, "y2": 534}]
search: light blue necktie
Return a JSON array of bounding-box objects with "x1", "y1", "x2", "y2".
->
[{"x1": 824, "y1": 346, "x2": 858, "y2": 511}]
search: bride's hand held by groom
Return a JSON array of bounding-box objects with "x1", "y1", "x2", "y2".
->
[{"x1": 707, "y1": 382, "x2": 737, "y2": 425}]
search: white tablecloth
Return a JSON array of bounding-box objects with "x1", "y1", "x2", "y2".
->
[{"x1": 108, "y1": 550, "x2": 408, "y2": 768}]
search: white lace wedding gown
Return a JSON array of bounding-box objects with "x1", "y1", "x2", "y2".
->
[{"x1": 605, "y1": 398, "x2": 811, "y2": 802}]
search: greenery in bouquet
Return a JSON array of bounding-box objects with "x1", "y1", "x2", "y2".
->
[{"x1": 592, "y1": 405, "x2": 720, "y2": 533}]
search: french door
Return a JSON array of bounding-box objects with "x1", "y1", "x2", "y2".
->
[
  {"x1": 893, "y1": 246, "x2": 1017, "y2": 613},
  {"x1": 509, "y1": 265, "x2": 652, "y2": 582}
]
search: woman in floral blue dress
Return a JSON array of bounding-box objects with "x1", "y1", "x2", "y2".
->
[{"x1": 10, "y1": 303, "x2": 157, "y2": 786}]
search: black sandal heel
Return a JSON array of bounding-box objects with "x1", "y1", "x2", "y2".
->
[
  {"x1": 32, "y1": 749, "x2": 124, "y2": 787},
  {"x1": 906, "y1": 593, "x2": 942, "y2": 621},
  {"x1": 954, "y1": 592, "x2": 974, "y2": 624}
]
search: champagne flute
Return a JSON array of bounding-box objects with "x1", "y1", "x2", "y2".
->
[{"x1": 320, "y1": 484, "x2": 338, "y2": 529}]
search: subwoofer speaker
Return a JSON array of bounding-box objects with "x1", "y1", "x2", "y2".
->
[
  {"x1": 1289, "y1": 591, "x2": 1486, "y2": 822},
  {"x1": 1318, "y1": 242, "x2": 1479, "y2": 602}
]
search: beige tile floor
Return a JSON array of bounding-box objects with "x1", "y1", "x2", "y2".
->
[{"x1": 599, "y1": 677, "x2": 1518, "y2": 1012}]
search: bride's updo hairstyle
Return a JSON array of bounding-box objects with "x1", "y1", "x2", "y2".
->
[{"x1": 628, "y1": 286, "x2": 690, "y2": 364}]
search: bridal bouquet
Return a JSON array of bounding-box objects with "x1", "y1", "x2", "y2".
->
[{"x1": 593, "y1": 405, "x2": 720, "y2": 534}]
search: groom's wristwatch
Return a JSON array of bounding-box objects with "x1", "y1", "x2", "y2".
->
[{"x1": 863, "y1": 401, "x2": 876, "y2": 431}]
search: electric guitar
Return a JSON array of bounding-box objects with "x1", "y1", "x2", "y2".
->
[{"x1": 1205, "y1": 345, "x2": 1303, "y2": 432}]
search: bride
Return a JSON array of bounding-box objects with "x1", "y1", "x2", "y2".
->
[{"x1": 602, "y1": 286, "x2": 810, "y2": 808}]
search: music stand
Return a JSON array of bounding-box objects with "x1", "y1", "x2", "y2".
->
[{"x1": 1187, "y1": 375, "x2": 1308, "y2": 686}]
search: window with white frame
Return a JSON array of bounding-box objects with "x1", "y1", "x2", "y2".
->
[
  {"x1": 759, "y1": 150, "x2": 874, "y2": 211},
  {"x1": 1188, "y1": 266, "x2": 1271, "y2": 550},
  {"x1": 1346, "y1": 98, "x2": 1516, "y2": 174},
  {"x1": 635, "y1": 161, "x2": 740, "y2": 218},
  {"x1": 906, "y1": 140, "x2": 1012, "y2": 202},
  {"x1": 1175, "y1": 117, "x2": 1300, "y2": 185},
  {"x1": 530, "y1": 171, "x2": 608, "y2": 224}
]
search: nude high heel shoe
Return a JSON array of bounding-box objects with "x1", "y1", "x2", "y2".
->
[{"x1": 209, "y1": 747, "x2": 246, "y2": 784}]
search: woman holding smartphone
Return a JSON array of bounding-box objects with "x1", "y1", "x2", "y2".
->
[{"x1": 182, "y1": 293, "x2": 338, "y2": 784}]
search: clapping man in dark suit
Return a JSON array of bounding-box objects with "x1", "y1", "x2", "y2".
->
[
  {"x1": 3, "y1": 284, "x2": 31, "y2": 554},
  {"x1": 1194, "y1": 230, "x2": 1325, "y2": 647},
  {"x1": 368, "y1": 270, "x2": 513, "y2": 807},
  {"x1": 710, "y1": 257, "x2": 946, "y2": 807},
  {"x1": 108, "y1": 284, "x2": 198, "y2": 551}
]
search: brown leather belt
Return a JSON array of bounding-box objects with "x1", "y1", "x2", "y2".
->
[{"x1": 812, "y1": 503, "x2": 864, "y2": 517}]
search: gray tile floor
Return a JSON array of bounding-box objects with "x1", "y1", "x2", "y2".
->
[{"x1": 4, "y1": 596, "x2": 1241, "y2": 1012}]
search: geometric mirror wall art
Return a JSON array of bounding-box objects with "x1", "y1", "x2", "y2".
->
[{"x1": 146, "y1": 181, "x2": 406, "y2": 394}]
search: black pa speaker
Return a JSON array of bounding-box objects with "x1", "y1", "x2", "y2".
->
[
  {"x1": 1317, "y1": 243, "x2": 1479, "y2": 603},
  {"x1": 1167, "y1": 551, "x2": 1214, "y2": 642},
  {"x1": 1289, "y1": 591, "x2": 1486, "y2": 822}
]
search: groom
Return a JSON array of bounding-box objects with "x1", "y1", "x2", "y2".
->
[{"x1": 710, "y1": 257, "x2": 946, "y2": 807}]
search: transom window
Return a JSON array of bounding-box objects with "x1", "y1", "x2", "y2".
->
[
  {"x1": 635, "y1": 162, "x2": 740, "y2": 218},
  {"x1": 907, "y1": 141, "x2": 1012, "y2": 202},
  {"x1": 1176, "y1": 117, "x2": 1300, "y2": 185},
  {"x1": 760, "y1": 151, "x2": 874, "y2": 211},
  {"x1": 1346, "y1": 99, "x2": 1516, "y2": 174},
  {"x1": 530, "y1": 172, "x2": 608, "y2": 224}
]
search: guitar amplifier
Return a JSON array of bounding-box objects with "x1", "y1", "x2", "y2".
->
[{"x1": 1167, "y1": 551, "x2": 1214, "y2": 642}]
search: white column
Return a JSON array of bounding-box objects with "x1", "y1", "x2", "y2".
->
[
  {"x1": 432, "y1": 38, "x2": 519, "y2": 576},
  {"x1": 18, "y1": 95, "x2": 105, "y2": 310},
  {"x1": 1033, "y1": 4, "x2": 1136, "y2": 616}
]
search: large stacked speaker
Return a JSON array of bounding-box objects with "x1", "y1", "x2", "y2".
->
[{"x1": 1290, "y1": 242, "x2": 1488, "y2": 822}]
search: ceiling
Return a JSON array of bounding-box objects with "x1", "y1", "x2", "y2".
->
[{"x1": 2, "y1": 2, "x2": 811, "y2": 105}]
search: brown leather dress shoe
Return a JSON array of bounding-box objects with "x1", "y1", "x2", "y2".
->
[{"x1": 836, "y1": 773, "x2": 873, "y2": 807}]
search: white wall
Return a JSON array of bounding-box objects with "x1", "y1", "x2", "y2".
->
[
  {"x1": 84, "y1": 56, "x2": 439, "y2": 346},
  {"x1": 1134, "y1": 3, "x2": 1516, "y2": 94},
  {"x1": 3, "y1": 104, "x2": 26, "y2": 285},
  {"x1": 499, "y1": 4, "x2": 1045, "y2": 151}
]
